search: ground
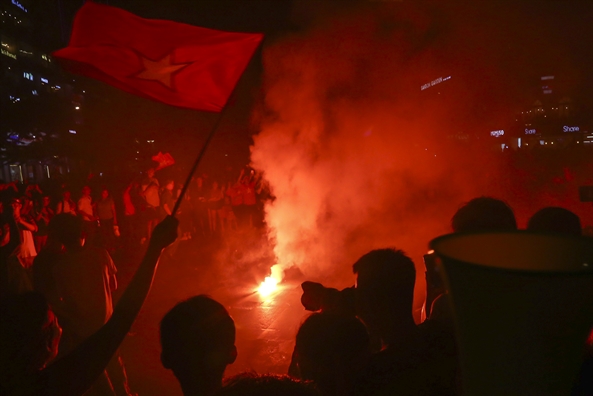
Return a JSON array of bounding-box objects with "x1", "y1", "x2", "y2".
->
[{"x1": 112, "y1": 230, "x2": 309, "y2": 396}]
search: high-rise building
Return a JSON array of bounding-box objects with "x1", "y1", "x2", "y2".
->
[
  {"x1": 513, "y1": 75, "x2": 592, "y2": 149},
  {"x1": 0, "y1": 0, "x2": 85, "y2": 182}
]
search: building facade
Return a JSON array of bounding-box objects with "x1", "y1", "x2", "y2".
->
[{"x1": 0, "y1": 0, "x2": 85, "y2": 183}]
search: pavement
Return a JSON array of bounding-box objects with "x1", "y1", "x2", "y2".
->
[{"x1": 112, "y1": 230, "x2": 310, "y2": 396}]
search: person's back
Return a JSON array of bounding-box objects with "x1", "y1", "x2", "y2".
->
[
  {"x1": 42, "y1": 214, "x2": 121, "y2": 395},
  {"x1": 160, "y1": 295, "x2": 237, "y2": 396},
  {"x1": 294, "y1": 312, "x2": 370, "y2": 396},
  {"x1": 52, "y1": 246, "x2": 116, "y2": 347},
  {"x1": 352, "y1": 249, "x2": 457, "y2": 396}
]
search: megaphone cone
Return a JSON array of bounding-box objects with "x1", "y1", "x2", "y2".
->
[{"x1": 430, "y1": 232, "x2": 593, "y2": 396}]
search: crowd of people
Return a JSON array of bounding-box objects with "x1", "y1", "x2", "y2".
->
[
  {"x1": 0, "y1": 166, "x2": 269, "y2": 264},
  {"x1": 0, "y1": 168, "x2": 592, "y2": 396}
]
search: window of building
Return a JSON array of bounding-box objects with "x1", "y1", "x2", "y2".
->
[{"x1": 9, "y1": 164, "x2": 23, "y2": 182}]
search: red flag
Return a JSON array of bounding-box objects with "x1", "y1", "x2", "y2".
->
[
  {"x1": 53, "y1": 2, "x2": 263, "y2": 112},
  {"x1": 151, "y1": 152, "x2": 175, "y2": 170}
]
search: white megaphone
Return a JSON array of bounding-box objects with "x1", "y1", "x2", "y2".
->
[{"x1": 430, "y1": 232, "x2": 593, "y2": 396}]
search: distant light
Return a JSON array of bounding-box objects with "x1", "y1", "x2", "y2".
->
[
  {"x1": 541, "y1": 75, "x2": 555, "y2": 80},
  {"x1": 563, "y1": 125, "x2": 579, "y2": 133},
  {"x1": 32, "y1": 90, "x2": 38, "y2": 95},
  {"x1": 75, "y1": 106, "x2": 80, "y2": 110},
  {"x1": 69, "y1": 130, "x2": 77, "y2": 134},
  {"x1": 40, "y1": 77, "x2": 48, "y2": 84}
]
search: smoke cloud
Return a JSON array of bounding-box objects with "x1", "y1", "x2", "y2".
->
[{"x1": 249, "y1": 1, "x2": 592, "y2": 304}]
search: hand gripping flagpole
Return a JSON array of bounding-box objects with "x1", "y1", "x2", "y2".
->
[{"x1": 171, "y1": 44, "x2": 261, "y2": 217}]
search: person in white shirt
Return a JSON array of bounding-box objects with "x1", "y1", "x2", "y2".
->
[{"x1": 56, "y1": 190, "x2": 77, "y2": 215}]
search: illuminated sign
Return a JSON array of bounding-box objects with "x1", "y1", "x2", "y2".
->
[
  {"x1": 11, "y1": 0, "x2": 27, "y2": 12},
  {"x1": 421, "y1": 76, "x2": 451, "y2": 91},
  {"x1": 525, "y1": 128, "x2": 537, "y2": 135},
  {"x1": 1, "y1": 48, "x2": 16, "y2": 59},
  {"x1": 490, "y1": 130, "x2": 505, "y2": 137},
  {"x1": 563, "y1": 125, "x2": 580, "y2": 133}
]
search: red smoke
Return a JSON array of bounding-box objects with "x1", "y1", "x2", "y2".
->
[{"x1": 250, "y1": 2, "x2": 593, "y2": 313}]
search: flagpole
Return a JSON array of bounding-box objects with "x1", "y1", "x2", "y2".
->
[{"x1": 171, "y1": 43, "x2": 261, "y2": 217}]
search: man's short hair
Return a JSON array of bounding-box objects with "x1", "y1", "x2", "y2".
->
[
  {"x1": 527, "y1": 207, "x2": 582, "y2": 236},
  {"x1": 296, "y1": 312, "x2": 369, "y2": 372},
  {"x1": 451, "y1": 196, "x2": 517, "y2": 233},
  {"x1": 353, "y1": 249, "x2": 416, "y2": 316},
  {"x1": 160, "y1": 295, "x2": 235, "y2": 370}
]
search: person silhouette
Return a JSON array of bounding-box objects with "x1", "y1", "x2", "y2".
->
[{"x1": 160, "y1": 295, "x2": 237, "y2": 396}]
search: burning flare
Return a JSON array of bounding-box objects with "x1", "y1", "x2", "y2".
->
[{"x1": 258, "y1": 264, "x2": 284, "y2": 297}]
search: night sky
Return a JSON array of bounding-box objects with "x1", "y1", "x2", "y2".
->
[{"x1": 50, "y1": 0, "x2": 593, "y2": 176}]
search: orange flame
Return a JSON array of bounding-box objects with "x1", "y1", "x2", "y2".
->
[{"x1": 257, "y1": 264, "x2": 284, "y2": 297}]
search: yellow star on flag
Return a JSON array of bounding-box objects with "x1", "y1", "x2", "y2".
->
[{"x1": 133, "y1": 53, "x2": 190, "y2": 90}]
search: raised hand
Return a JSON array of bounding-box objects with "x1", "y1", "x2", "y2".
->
[{"x1": 148, "y1": 215, "x2": 178, "y2": 252}]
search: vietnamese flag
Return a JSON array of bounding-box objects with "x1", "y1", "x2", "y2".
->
[{"x1": 53, "y1": 2, "x2": 263, "y2": 112}]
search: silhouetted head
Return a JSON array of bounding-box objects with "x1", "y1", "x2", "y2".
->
[
  {"x1": 217, "y1": 373, "x2": 320, "y2": 396},
  {"x1": 160, "y1": 295, "x2": 236, "y2": 392},
  {"x1": 295, "y1": 313, "x2": 369, "y2": 395},
  {"x1": 62, "y1": 190, "x2": 71, "y2": 200},
  {"x1": 101, "y1": 189, "x2": 109, "y2": 200},
  {"x1": 527, "y1": 207, "x2": 582, "y2": 236},
  {"x1": 451, "y1": 196, "x2": 517, "y2": 233},
  {"x1": 81, "y1": 186, "x2": 91, "y2": 197},
  {"x1": 48, "y1": 213, "x2": 84, "y2": 248},
  {"x1": 353, "y1": 249, "x2": 416, "y2": 337},
  {"x1": 0, "y1": 292, "x2": 62, "y2": 373}
]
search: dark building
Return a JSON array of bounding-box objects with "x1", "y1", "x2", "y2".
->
[
  {"x1": 0, "y1": 0, "x2": 86, "y2": 183},
  {"x1": 511, "y1": 75, "x2": 593, "y2": 149}
]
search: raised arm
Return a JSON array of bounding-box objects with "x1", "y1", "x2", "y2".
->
[{"x1": 41, "y1": 216, "x2": 178, "y2": 396}]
